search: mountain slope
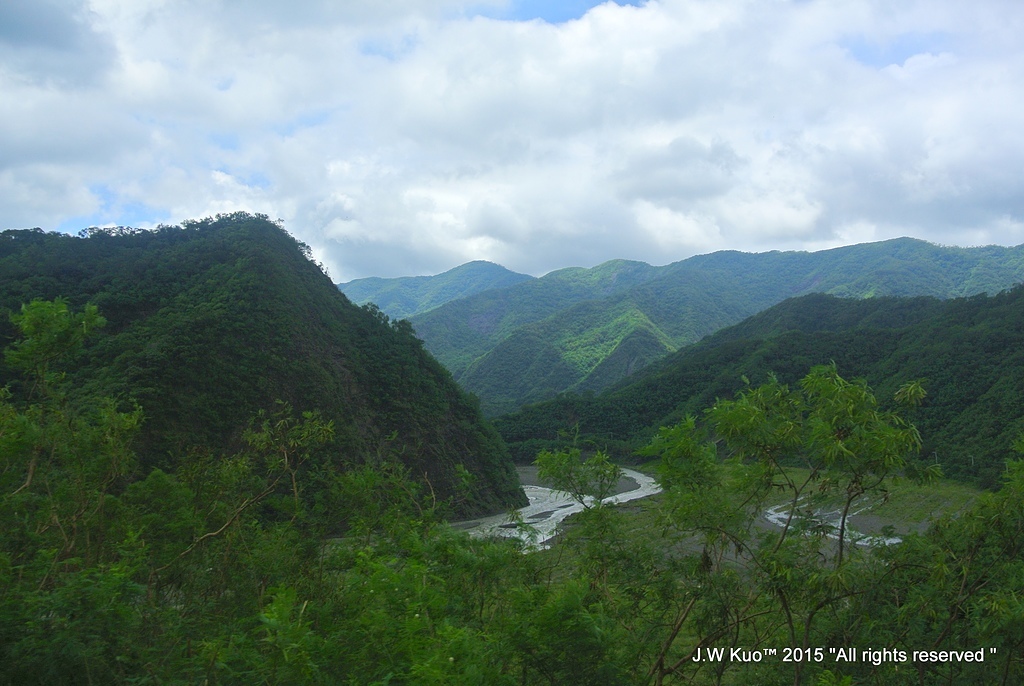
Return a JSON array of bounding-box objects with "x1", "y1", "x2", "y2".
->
[
  {"x1": 414, "y1": 238, "x2": 1024, "y2": 415},
  {"x1": 0, "y1": 214, "x2": 526, "y2": 516},
  {"x1": 339, "y1": 260, "x2": 534, "y2": 320},
  {"x1": 409, "y1": 259, "x2": 663, "y2": 379},
  {"x1": 495, "y1": 289, "x2": 1024, "y2": 488},
  {"x1": 458, "y1": 297, "x2": 678, "y2": 415}
]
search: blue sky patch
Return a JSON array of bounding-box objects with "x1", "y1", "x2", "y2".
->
[
  {"x1": 56, "y1": 186, "x2": 166, "y2": 232},
  {"x1": 841, "y1": 31, "x2": 954, "y2": 68},
  {"x1": 272, "y1": 110, "x2": 332, "y2": 137},
  {"x1": 359, "y1": 33, "x2": 421, "y2": 61},
  {"x1": 209, "y1": 132, "x2": 240, "y2": 151},
  {"x1": 477, "y1": 0, "x2": 646, "y2": 24},
  {"x1": 242, "y1": 171, "x2": 271, "y2": 190}
]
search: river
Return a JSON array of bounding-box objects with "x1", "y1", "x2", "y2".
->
[
  {"x1": 455, "y1": 466, "x2": 901, "y2": 551},
  {"x1": 454, "y1": 467, "x2": 662, "y2": 549}
]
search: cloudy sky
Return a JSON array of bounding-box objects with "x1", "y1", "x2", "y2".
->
[{"x1": 2, "y1": 0, "x2": 1023, "y2": 280}]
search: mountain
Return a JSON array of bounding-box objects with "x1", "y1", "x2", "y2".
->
[
  {"x1": 495, "y1": 288, "x2": 1024, "y2": 488},
  {"x1": 0, "y1": 214, "x2": 526, "y2": 516},
  {"x1": 338, "y1": 260, "x2": 534, "y2": 320},
  {"x1": 410, "y1": 238, "x2": 1024, "y2": 415},
  {"x1": 5, "y1": 221, "x2": 1024, "y2": 684},
  {"x1": 409, "y1": 259, "x2": 665, "y2": 383}
]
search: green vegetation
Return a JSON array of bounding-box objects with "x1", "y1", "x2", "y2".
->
[
  {"x1": 460, "y1": 298, "x2": 677, "y2": 415},
  {"x1": 1, "y1": 298, "x2": 1019, "y2": 684},
  {"x1": 496, "y1": 288, "x2": 1024, "y2": 488},
  {"x1": 522, "y1": 366, "x2": 1023, "y2": 685},
  {"x1": 4, "y1": 220, "x2": 1024, "y2": 683},
  {"x1": 409, "y1": 238, "x2": 1024, "y2": 414},
  {"x1": 339, "y1": 260, "x2": 533, "y2": 320},
  {"x1": 0, "y1": 302, "x2": 532, "y2": 682},
  {"x1": 535, "y1": 446, "x2": 622, "y2": 506},
  {"x1": 409, "y1": 259, "x2": 662, "y2": 381},
  {"x1": 0, "y1": 214, "x2": 525, "y2": 515},
  {"x1": 715, "y1": 464, "x2": 980, "y2": 539}
]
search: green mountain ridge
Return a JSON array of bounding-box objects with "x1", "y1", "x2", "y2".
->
[
  {"x1": 411, "y1": 237, "x2": 1024, "y2": 415},
  {"x1": 6, "y1": 222, "x2": 1024, "y2": 683},
  {"x1": 459, "y1": 297, "x2": 678, "y2": 415},
  {"x1": 408, "y1": 258, "x2": 664, "y2": 380},
  {"x1": 0, "y1": 214, "x2": 526, "y2": 516},
  {"x1": 495, "y1": 288, "x2": 1024, "y2": 488},
  {"x1": 338, "y1": 259, "x2": 534, "y2": 320}
]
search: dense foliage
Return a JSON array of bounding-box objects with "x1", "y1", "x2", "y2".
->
[
  {"x1": 407, "y1": 239, "x2": 1024, "y2": 415},
  {"x1": 4, "y1": 221, "x2": 1022, "y2": 683},
  {"x1": 3, "y1": 324, "x2": 1020, "y2": 684},
  {"x1": 409, "y1": 259, "x2": 662, "y2": 383},
  {"x1": 339, "y1": 260, "x2": 534, "y2": 320},
  {"x1": 0, "y1": 214, "x2": 525, "y2": 515},
  {"x1": 496, "y1": 289, "x2": 1024, "y2": 488}
]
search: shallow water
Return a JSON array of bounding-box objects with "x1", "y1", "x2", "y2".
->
[
  {"x1": 761, "y1": 496, "x2": 903, "y2": 547},
  {"x1": 455, "y1": 468, "x2": 661, "y2": 548}
]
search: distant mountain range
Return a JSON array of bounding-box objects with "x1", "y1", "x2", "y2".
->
[
  {"x1": 494, "y1": 286, "x2": 1024, "y2": 489},
  {"x1": 350, "y1": 238, "x2": 1024, "y2": 415},
  {"x1": 339, "y1": 260, "x2": 533, "y2": 320}
]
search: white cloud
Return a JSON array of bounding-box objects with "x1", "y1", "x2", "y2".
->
[
  {"x1": 633, "y1": 200, "x2": 721, "y2": 250},
  {"x1": 1, "y1": 0, "x2": 1023, "y2": 280}
]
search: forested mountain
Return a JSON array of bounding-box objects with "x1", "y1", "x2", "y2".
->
[
  {"x1": 410, "y1": 258, "x2": 663, "y2": 382},
  {"x1": 496, "y1": 288, "x2": 1024, "y2": 488},
  {"x1": 338, "y1": 260, "x2": 533, "y2": 320},
  {"x1": 0, "y1": 213, "x2": 525, "y2": 515},
  {"x1": 6, "y1": 287, "x2": 1023, "y2": 684},
  {"x1": 410, "y1": 238, "x2": 1024, "y2": 415},
  {"x1": 4, "y1": 219, "x2": 1023, "y2": 683}
]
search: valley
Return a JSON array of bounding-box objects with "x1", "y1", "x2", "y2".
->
[
  {"x1": 2, "y1": 220, "x2": 1021, "y2": 684},
  {"x1": 345, "y1": 239, "x2": 1024, "y2": 415},
  {"x1": 6, "y1": 0, "x2": 1022, "y2": 680}
]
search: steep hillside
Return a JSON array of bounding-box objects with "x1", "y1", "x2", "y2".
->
[
  {"x1": 409, "y1": 258, "x2": 662, "y2": 378},
  {"x1": 0, "y1": 214, "x2": 526, "y2": 516},
  {"x1": 415, "y1": 238, "x2": 1024, "y2": 415},
  {"x1": 338, "y1": 260, "x2": 533, "y2": 320},
  {"x1": 459, "y1": 297, "x2": 677, "y2": 415},
  {"x1": 495, "y1": 289, "x2": 1024, "y2": 488}
]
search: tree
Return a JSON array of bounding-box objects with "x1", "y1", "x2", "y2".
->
[
  {"x1": 5, "y1": 297, "x2": 105, "y2": 400},
  {"x1": 534, "y1": 447, "x2": 622, "y2": 507},
  {"x1": 640, "y1": 364, "x2": 931, "y2": 685}
]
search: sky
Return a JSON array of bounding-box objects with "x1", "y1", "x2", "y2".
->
[{"x1": 2, "y1": 0, "x2": 1023, "y2": 281}]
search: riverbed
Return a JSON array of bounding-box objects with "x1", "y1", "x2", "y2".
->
[
  {"x1": 455, "y1": 465, "x2": 906, "y2": 551},
  {"x1": 453, "y1": 466, "x2": 662, "y2": 548}
]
